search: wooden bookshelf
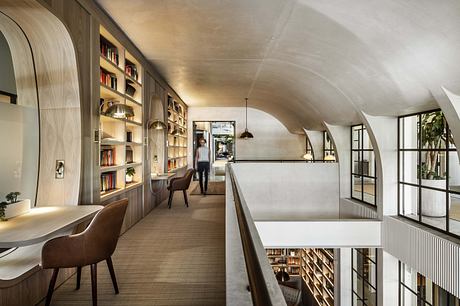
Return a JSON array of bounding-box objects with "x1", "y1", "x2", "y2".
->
[
  {"x1": 301, "y1": 248, "x2": 335, "y2": 306},
  {"x1": 167, "y1": 94, "x2": 188, "y2": 172},
  {"x1": 266, "y1": 248, "x2": 302, "y2": 277},
  {"x1": 98, "y1": 25, "x2": 143, "y2": 200}
]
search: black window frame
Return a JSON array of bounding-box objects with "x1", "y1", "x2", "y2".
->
[
  {"x1": 352, "y1": 248, "x2": 378, "y2": 306},
  {"x1": 399, "y1": 261, "x2": 460, "y2": 306},
  {"x1": 398, "y1": 109, "x2": 460, "y2": 238},
  {"x1": 323, "y1": 130, "x2": 336, "y2": 161},
  {"x1": 351, "y1": 124, "x2": 377, "y2": 206}
]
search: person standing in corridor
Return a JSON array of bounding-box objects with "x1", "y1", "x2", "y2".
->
[{"x1": 195, "y1": 138, "x2": 211, "y2": 195}]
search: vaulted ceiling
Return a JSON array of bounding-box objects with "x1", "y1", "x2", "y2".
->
[{"x1": 96, "y1": 0, "x2": 460, "y2": 133}]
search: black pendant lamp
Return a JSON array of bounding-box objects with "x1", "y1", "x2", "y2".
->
[{"x1": 240, "y1": 98, "x2": 254, "y2": 139}]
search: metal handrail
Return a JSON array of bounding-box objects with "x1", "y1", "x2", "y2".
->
[
  {"x1": 229, "y1": 168, "x2": 280, "y2": 306},
  {"x1": 233, "y1": 159, "x2": 329, "y2": 163}
]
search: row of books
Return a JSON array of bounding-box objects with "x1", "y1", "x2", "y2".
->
[
  {"x1": 100, "y1": 37, "x2": 119, "y2": 65},
  {"x1": 101, "y1": 146, "x2": 116, "y2": 167},
  {"x1": 100, "y1": 68, "x2": 117, "y2": 90},
  {"x1": 125, "y1": 63, "x2": 138, "y2": 80},
  {"x1": 101, "y1": 171, "x2": 117, "y2": 192}
]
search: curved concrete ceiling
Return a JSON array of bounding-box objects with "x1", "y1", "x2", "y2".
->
[{"x1": 96, "y1": 0, "x2": 460, "y2": 133}]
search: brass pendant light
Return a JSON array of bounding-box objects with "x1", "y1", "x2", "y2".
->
[{"x1": 240, "y1": 97, "x2": 254, "y2": 139}]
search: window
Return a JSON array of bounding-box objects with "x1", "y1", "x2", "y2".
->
[
  {"x1": 398, "y1": 110, "x2": 460, "y2": 237},
  {"x1": 323, "y1": 131, "x2": 336, "y2": 161},
  {"x1": 303, "y1": 137, "x2": 314, "y2": 160},
  {"x1": 351, "y1": 125, "x2": 377, "y2": 205},
  {"x1": 399, "y1": 261, "x2": 460, "y2": 306},
  {"x1": 352, "y1": 248, "x2": 377, "y2": 306}
]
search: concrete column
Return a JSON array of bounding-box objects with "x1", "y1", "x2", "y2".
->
[
  {"x1": 325, "y1": 123, "x2": 351, "y2": 198},
  {"x1": 379, "y1": 250, "x2": 399, "y2": 306},
  {"x1": 304, "y1": 129, "x2": 324, "y2": 160},
  {"x1": 436, "y1": 87, "x2": 460, "y2": 162},
  {"x1": 339, "y1": 248, "x2": 352, "y2": 306},
  {"x1": 361, "y1": 113, "x2": 398, "y2": 217}
]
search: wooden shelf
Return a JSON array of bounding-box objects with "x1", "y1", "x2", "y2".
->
[
  {"x1": 301, "y1": 248, "x2": 335, "y2": 306},
  {"x1": 98, "y1": 25, "x2": 144, "y2": 199}
]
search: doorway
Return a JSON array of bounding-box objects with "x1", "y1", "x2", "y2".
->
[{"x1": 193, "y1": 121, "x2": 235, "y2": 182}]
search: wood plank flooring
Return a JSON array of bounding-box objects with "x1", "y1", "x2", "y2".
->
[{"x1": 42, "y1": 185, "x2": 225, "y2": 306}]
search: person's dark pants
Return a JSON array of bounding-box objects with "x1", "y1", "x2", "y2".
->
[{"x1": 197, "y1": 161, "x2": 210, "y2": 194}]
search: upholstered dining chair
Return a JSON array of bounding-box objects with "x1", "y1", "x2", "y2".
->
[
  {"x1": 167, "y1": 168, "x2": 195, "y2": 209},
  {"x1": 42, "y1": 199, "x2": 128, "y2": 306}
]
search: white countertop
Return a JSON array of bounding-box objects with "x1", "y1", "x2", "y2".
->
[{"x1": 0, "y1": 205, "x2": 102, "y2": 248}]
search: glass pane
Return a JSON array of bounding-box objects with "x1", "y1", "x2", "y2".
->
[
  {"x1": 364, "y1": 281, "x2": 377, "y2": 306},
  {"x1": 400, "y1": 151, "x2": 419, "y2": 185},
  {"x1": 401, "y1": 286, "x2": 418, "y2": 306},
  {"x1": 354, "y1": 274, "x2": 364, "y2": 298},
  {"x1": 400, "y1": 115, "x2": 419, "y2": 150},
  {"x1": 363, "y1": 128, "x2": 373, "y2": 150},
  {"x1": 353, "y1": 151, "x2": 361, "y2": 175},
  {"x1": 363, "y1": 258, "x2": 377, "y2": 289},
  {"x1": 353, "y1": 126, "x2": 361, "y2": 150},
  {"x1": 420, "y1": 187, "x2": 447, "y2": 231},
  {"x1": 363, "y1": 177, "x2": 376, "y2": 205},
  {"x1": 420, "y1": 151, "x2": 446, "y2": 185},
  {"x1": 352, "y1": 292, "x2": 364, "y2": 306},
  {"x1": 449, "y1": 192, "x2": 460, "y2": 236},
  {"x1": 353, "y1": 176, "x2": 363, "y2": 200},
  {"x1": 400, "y1": 184, "x2": 419, "y2": 221},
  {"x1": 449, "y1": 151, "x2": 460, "y2": 191},
  {"x1": 421, "y1": 111, "x2": 447, "y2": 150},
  {"x1": 363, "y1": 151, "x2": 376, "y2": 177}
]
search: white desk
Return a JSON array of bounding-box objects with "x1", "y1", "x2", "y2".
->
[
  {"x1": 151, "y1": 173, "x2": 176, "y2": 181},
  {"x1": 0, "y1": 205, "x2": 102, "y2": 248}
]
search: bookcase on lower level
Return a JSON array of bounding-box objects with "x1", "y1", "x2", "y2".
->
[{"x1": 301, "y1": 248, "x2": 335, "y2": 306}]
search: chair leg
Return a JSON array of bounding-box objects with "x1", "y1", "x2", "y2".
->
[
  {"x1": 90, "y1": 263, "x2": 98, "y2": 306},
  {"x1": 106, "y1": 257, "x2": 119, "y2": 294},
  {"x1": 183, "y1": 190, "x2": 189, "y2": 207},
  {"x1": 76, "y1": 266, "x2": 82, "y2": 290},
  {"x1": 168, "y1": 191, "x2": 174, "y2": 209},
  {"x1": 45, "y1": 268, "x2": 59, "y2": 306}
]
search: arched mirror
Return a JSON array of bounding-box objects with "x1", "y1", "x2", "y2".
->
[{"x1": 0, "y1": 29, "x2": 39, "y2": 209}]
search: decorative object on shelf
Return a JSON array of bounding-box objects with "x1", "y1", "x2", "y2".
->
[
  {"x1": 240, "y1": 98, "x2": 254, "y2": 139},
  {"x1": 125, "y1": 80, "x2": 136, "y2": 97},
  {"x1": 148, "y1": 119, "x2": 167, "y2": 130},
  {"x1": 420, "y1": 111, "x2": 451, "y2": 217},
  {"x1": 0, "y1": 192, "x2": 30, "y2": 221},
  {"x1": 126, "y1": 146, "x2": 133, "y2": 164},
  {"x1": 105, "y1": 103, "x2": 134, "y2": 119},
  {"x1": 126, "y1": 167, "x2": 136, "y2": 183},
  {"x1": 126, "y1": 131, "x2": 133, "y2": 142}
]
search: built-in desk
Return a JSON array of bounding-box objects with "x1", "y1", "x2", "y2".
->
[
  {"x1": 151, "y1": 172, "x2": 176, "y2": 181},
  {"x1": 0, "y1": 205, "x2": 102, "y2": 248}
]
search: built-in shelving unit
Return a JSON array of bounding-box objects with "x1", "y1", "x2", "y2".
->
[
  {"x1": 301, "y1": 248, "x2": 335, "y2": 306},
  {"x1": 266, "y1": 248, "x2": 302, "y2": 277},
  {"x1": 98, "y1": 26, "x2": 143, "y2": 200},
  {"x1": 167, "y1": 95, "x2": 187, "y2": 172}
]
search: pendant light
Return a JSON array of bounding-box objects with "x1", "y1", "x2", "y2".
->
[
  {"x1": 105, "y1": 103, "x2": 134, "y2": 119},
  {"x1": 148, "y1": 119, "x2": 167, "y2": 130},
  {"x1": 240, "y1": 97, "x2": 254, "y2": 139}
]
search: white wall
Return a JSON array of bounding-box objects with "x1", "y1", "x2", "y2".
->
[
  {"x1": 231, "y1": 162, "x2": 340, "y2": 220},
  {"x1": 188, "y1": 107, "x2": 305, "y2": 164}
]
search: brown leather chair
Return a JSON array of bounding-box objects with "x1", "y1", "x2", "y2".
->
[
  {"x1": 167, "y1": 168, "x2": 195, "y2": 209},
  {"x1": 42, "y1": 199, "x2": 128, "y2": 306}
]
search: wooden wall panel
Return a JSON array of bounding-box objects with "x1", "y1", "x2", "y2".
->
[{"x1": 0, "y1": 0, "x2": 82, "y2": 206}]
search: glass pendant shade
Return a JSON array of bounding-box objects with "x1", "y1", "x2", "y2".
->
[
  {"x1": 302, "y1": 153, "x2": 313, "y2": 160},
  {"x1": 105, "y1": 104, "x2": 134, "y2": 119},
  {"x1": 148, "y1": 119, "x2": 167, "y2": 130}
]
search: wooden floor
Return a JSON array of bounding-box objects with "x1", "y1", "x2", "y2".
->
[{"x1": 42, "y1": 185, "x2": 225, "y2": 306}]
